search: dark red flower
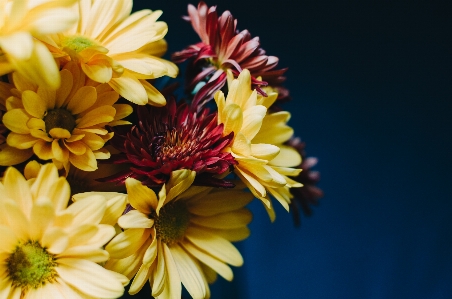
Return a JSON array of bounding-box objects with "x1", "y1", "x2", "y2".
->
[
  {"x1": 102, "y1": 98, "x2": 237, "y2": 188},
  {"x1": 172, "y1": 1, "x2": 287, "y2": 108},
  {"x1": 288, "y1": 137, "x2": 324, "y2": 227}
]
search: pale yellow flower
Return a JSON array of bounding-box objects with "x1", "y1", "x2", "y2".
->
[
  {"x1": 1, "y1": 62, "x2": 132, "y2": 171},
  {"x1": 105, "y1": 170, "x2": 251, "y2": 299},
  {"x1": 215, "y1": 69, "x2": 302, "y2": 221},
  {"x1": 0, "y1": 0, "x2": 78, "y2": 89},
  {"x1": 39, "y1": 0, "x2": 178, "y2": 105},
  {"x1": 0, "y1": 163, "x2": 128, "y2": 299}
]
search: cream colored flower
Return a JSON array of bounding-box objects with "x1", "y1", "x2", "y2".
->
[
  {"x1": 215, "y1": 69, "x2": 302, "y2": 220},
  {"x1": 0, "y1": 163, "x2": 128, "y2": 299},
  {"x1": 1, "y1": 62, "x2": 132, "y2": 171},
  {"x1": 39, "y1": 0, "x2": 178, "y2": 105},
  {"x1": 105, "y1": 170, "x2": 252, "y2": 299},
  {"x1": 0, "y1": 0, "x2": 78, "y2": 89}
]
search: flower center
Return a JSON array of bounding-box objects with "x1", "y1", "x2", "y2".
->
[
  {"x1": 61, "y1": 36, "x2": 99, "y2": 53},
  {"x1": 153, "y1": 127, "x2": 198, "y2": 162},
  {"x1": 153, "y1": 201, "x2": 190, "y2": 245},
  {"x1": 44, "y1": 109, "x2": 76, "y2": 133},
  {"x1": 6, "y1": 241, "x2": 57, "y2": 289}
]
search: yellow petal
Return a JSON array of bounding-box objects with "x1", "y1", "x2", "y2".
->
[
  {"x1": 22, "y1": 90, "x2": 46, "y2": 118},
  {"x1": 125, "y1": 177, "x2": 158, "y2": 214},
  {"x1": 118, "y1": 210, "x2": 154, "y2": 229},
  {"x1": 69, "y1": 148, "x2": 97, "y2": 171},
  {"x1": 109, "y1": 75, "x2": 147, "y2": 105},
  {"x1": 0, "y1": 144, "x2": 33, "y2": 166},
  {"x1": 185, "y1": 226, "x2": 243, "y2": 266},
  {"x1": 66, "y1": 86, "x2": 97, "y2": 114},
  {"x1": 106, "y1": 228, "x2": 149, "y2": 259},
  {"x1": 181, "y1": 241, "x2": 233, "y2": 281},
  {"x1": 76, "y1": 106, "x2": 115, "y2": 128},
  {"x1": 170, "y1": 245, "x2": 207, "y2": 299},
  {"x1": 141, "y1": 80, "x2": 166, "y2": 107},
  {"x1": 3, "y1": 109, "x2": 30, "y2": 134},
  {"x1": 6, "y1": 133, "x2": 38, "y2": 149}
]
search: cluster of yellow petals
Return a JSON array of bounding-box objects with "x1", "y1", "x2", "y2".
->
[
  {"x1": 96, "y1": 170, "x2": 251, "y2": 299},
  {"x1": 0, "y1": 0, "x2": 79, "y2": 89},
  {"x1": 0, "y1": 62, "x2": 132, "y2": 172},
  {"x1": 215, "y1": 69, "x2": 302, "y2": 220},
  {"x1": 38, "y1": 0, "x2": 178, "y2": 105},
  {"x1": 0, "y1": 163, "x2": 128, "y2": 298}
]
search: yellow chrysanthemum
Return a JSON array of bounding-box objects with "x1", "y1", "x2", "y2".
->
[
  {"x1": 0, "y1": 163, "x2": 128, "y2": 299},
  {"x1": 1, "y1": 62, "x2": 132, "y2": 172},
  {"x1": 38, "y1": 0, "x2": 178, "y2": 105},
  {"x1": 104, "y1": 170, "x2": 251, "y2": 299},
  {"x1": 215, "y1": 69, "x2": 302, "y2": 220},
  {"x1": 0, "y1": 0, "x2": 78, "y2": 89}
]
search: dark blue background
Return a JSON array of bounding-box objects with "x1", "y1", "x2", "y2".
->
[{"x1": 132, "y1": 0, "x2": 452, "y2": 298}]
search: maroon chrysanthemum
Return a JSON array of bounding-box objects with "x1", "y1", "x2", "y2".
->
[
  {"x1": 172, "y1": 1, "x2": 287, "y2": 108},
  {"x1": 102, "y1": 98, "x2": 237, "y2": 188},
  {"x1": 288, "y1": 137, "x2": 324, "y2": 227}
]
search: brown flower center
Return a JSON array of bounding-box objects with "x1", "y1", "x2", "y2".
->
[
  {"x1": 44, "y1": 109, "x2": 76, "y2": 133},
  {"x1": 153, "y1": 201, "x2": 190, "y2": 245},
  {"x1": 6, "y1": 241, "x2": 57, "y2": 289}
]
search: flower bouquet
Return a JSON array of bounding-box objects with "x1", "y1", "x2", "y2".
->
[{"x1": 0, "y1": 0, "x2": 323, "y2": 298}]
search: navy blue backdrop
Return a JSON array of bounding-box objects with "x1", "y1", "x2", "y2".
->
[{"x1": 131, "y1": 0, "x2": 452, "y2": 298}]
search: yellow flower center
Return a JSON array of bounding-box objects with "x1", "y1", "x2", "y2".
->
[
  {"x1": 6, "y1": 241, "x2": 57, "y2": 289},
  {"x1": 153, "y1": 201, "x2": 190, "y2": 245},
  {"x1": 61, "y1": 35, "x2": 99, "y2": 53},
  {"x1": 44, "y1": 109, "x2": 76, "y2": 133}
]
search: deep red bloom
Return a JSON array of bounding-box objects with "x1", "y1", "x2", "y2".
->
[
  {"x1": 172, "y1": 1, "x2": 287, "y2": 108},
  {"x1": 287, "y1": 137, "x2": 324, "y2": 227},
  {"x1": 103, "y1": 98, "x2": 237, "y2": 188}
]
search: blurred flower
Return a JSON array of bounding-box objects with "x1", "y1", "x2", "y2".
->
[
  {"x1": 287, "y1": 137, "x2": 324, "y2": 226},
  {"x1": 104, "y1": 97, "x2": 236, "y2": 188},
  {"x1": 0, "y1": 163, "x2": 128, "y2": 298},
  {"x1": 172, "y1": 1, "x2": 286, "y2": 108},
  {"x1": 105, "y1": 170, "x2": 251, "y2": 299},
  {"x1": 1, "y1": 62, "x2": 132, "y2": 172},
  {"x1": 215, "y1": 69, "x2": 302, "y2": 220},
  {"x1": 0, "y1": 0, "x2": 78, "y2": 89},
  {"x1": 39, "y1": 0, "x2": 178, "y2": 105}
]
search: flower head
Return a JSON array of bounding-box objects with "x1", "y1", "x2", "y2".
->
[
  {"x1": 215, "y1": 69, "x2": 302, "y2": 220},
  {"x1": 105, "y1": 169, "x2": 252, "y2": 299},
  {"x1": 0, "y1": 163, "x2": 128, "y2": 298},
  {"x1": 105, "y1": 97, "x2": 236, "y2": 188},
  {"x1": 1, "y1": 62, "x2": 132, "y2": 172},
  {"x1": 38, "y1": 0, "x2": 178, "y2": 105},
  {"x1": 0, "y1": 0, "x2": 78, "y2": 89},
  {"x1": 172, "y1": 1, "x2": 287, "y2": 108}
]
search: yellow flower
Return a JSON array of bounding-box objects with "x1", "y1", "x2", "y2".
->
[
  {"x1": 0, "y1": 0, "x2": 78, "y2": 89},
  {"x1": 105, "y1": 170, "x2": 252, "y2": 299},
  {"x1": 39, "y1": 0, "x2": 178, "y2": 105},
  {"x1": 215, "y1": 69, "x2": 302, "y2": 221},
  {"x1": 0, "y1": 163, "x2": 128, "y2": 298},
  {"x1": 1, "y1": 62, "x2": 132, "y2": 171}
]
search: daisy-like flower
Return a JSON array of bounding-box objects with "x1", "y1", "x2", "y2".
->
[
  {"x1": 38, "y1": 0, "x2": 178, "y2": 105},
  {"x1": 172, "y1": 1, "x2": 287, "y2": 108},
  {"x1": 0, "y1": 163, "x2": 128, "y2": 298},
  {"x1": 1, "y1": 62, "x2": 132, "y2": 172},
  {"x1": 286, "y1": 137, "x2": 324, "y2": 226},
  {"x1": 104, "y1": 97, "x2": 236, "y2": 188},
  {"x1": 215, "y1": 69, "x2": 302, "y2": 220},
  {"x1": 0, "y1": 0, "x2": 78, "y2": 89},
  {"x1": 105, "y1": 169, "x2": 251, "y2": 299}
]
